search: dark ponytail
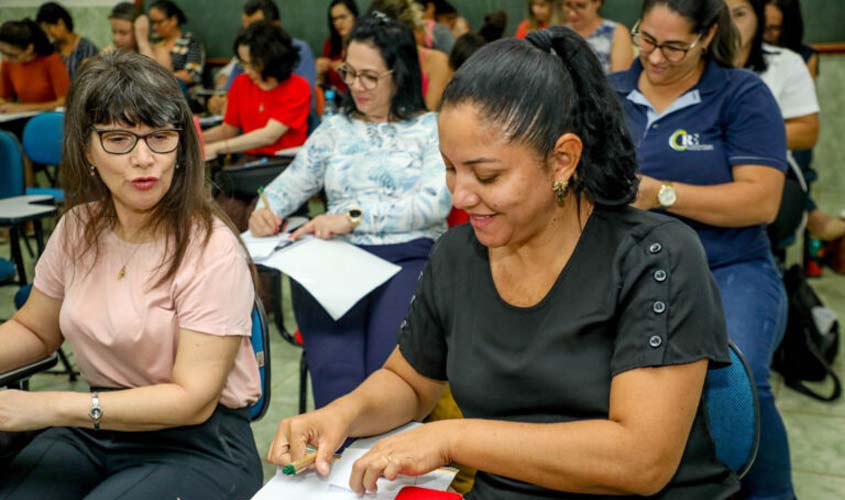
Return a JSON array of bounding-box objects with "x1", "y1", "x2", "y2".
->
[
  {"x1": 440, "y1": 26, "x2": 638, "y2": 206},
  {"x1": 0, "y1": 18, "x2": 55, "y2": 56},
  {"x1": 642, "y1": 0, "x2": 739, "y2": 67}
]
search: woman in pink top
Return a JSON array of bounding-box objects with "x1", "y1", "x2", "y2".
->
[{"x1": 0, "y1": 51, "x2": 262, "y2": 499}]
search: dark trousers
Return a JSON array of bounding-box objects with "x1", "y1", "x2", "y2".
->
[
  {"x1": 292, "y1": 238, "x2": 433, "y2": 409},
  {"x1": 0, "y1": 406, "x2": 262, "y2": 500}
]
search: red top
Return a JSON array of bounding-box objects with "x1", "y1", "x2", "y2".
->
[
  {"x1": 515, "y1": 19, "x2": 548, "y2": 39},
  {"x1": 224, "y1": 73, "x2": 311, "y2": 156},
  {"x1": 1, "y1": 53, "x2": 70, "y2": 103},
  {"x1": 321, "y1": 38, "x2": 347, "y2": 93}
]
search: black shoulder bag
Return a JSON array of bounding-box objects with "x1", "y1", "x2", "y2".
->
[{"x1": 772, "y1": 265, "x2": 842, "y2": 402}]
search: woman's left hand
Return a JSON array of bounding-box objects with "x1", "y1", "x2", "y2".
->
[
  {"x1": 291, "y1": 214, "x2": 354, "y2": 240},
  {"x1": 203, "y1": 143, "x2": 220, "y2": 162},
  {"x1": 0, "y1": 102, "x2": 26, "y2": 113},
  {"x1": 0, "y1": 390, "x2": 52, "y2": 432},
  {"x1": 631, "y1": 174, "x2": 661, "y2": 211},
  {"x1": 349, "y1": 421, "x2": 454, "y2": 495}
]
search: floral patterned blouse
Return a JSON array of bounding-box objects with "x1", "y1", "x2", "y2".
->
[{"x1": 263, "y1": 112, "x2": 452, "y2": 245}]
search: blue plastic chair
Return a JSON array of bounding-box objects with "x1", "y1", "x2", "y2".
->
[
  {"x1": 250, "y1": 299, "x2": 272, "y2": 421},
  {"x1": 22, "y1": 112, "x2": 65, "y2": 195},
  {"x1": 0, "y1": 127, "x2": 64, "y2": 203},
  {"x1": 703, "y1": 340, "x2": 760, "y2": 479}
]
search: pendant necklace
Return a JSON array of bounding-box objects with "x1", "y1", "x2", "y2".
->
[{"x1": 116, "y1": 233, "x2": 145, "y2": 281}]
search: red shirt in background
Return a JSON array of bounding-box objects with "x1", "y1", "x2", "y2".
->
[
  {"x1": 223, "y1": 73, "x2": 311, "y2": 156},
  {"x1": 321, "y1": 38, "x2": 348, "y2": 93},
  {"x1": 1, "y1": 52, "x2": 70, "y2": 103}
]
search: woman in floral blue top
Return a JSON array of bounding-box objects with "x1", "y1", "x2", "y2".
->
[{"x1": 250, "y1": 14, "x2": 451, "y2": 409}]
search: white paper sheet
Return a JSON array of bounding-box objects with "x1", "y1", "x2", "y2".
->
[
  {"x1": 261, "y1": 238, "x2": 401, "y2": 320},
  {"x1": 240, "y1": 217, "x2": 308, "y2": 261},
  {"x1": 251, "y1": 423, "x2": 457, "y2": 500}
]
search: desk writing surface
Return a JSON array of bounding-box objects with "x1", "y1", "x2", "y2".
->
[
  {"x1": 0, "y1": 195, "x2": 56, "y2": 222},
  {"x1": 0, "y1": 111, "x2": 40, "y2": 123}
]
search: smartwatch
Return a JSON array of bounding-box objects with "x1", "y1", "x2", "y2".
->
[
  {"x1": 657, "y1": 182, "x2": 677, "y2": 209},
  {"x1": 346, "y1": 208, "x2": 363, "y2": 229},
  {"x1": 89, "y1": 392, "x2": 103, "y2": 430}
]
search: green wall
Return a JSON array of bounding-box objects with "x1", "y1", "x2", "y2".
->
[{"x1": 2, "y1": 1, "x2": 843, "y2": 59}]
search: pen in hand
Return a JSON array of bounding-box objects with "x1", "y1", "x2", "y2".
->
[
  {"x1": 282, "y1": 451, "x2": 318, "y2": 476},
  {"x1": 257, "y1": 186, "x2": 283, "y2": 234}
]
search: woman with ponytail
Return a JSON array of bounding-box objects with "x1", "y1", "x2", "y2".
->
[
  {"x1": 267, "y1": 25, "x2": 738, "y2": 499},
  {"x1": 609, "y1": 1, "x2": 792, "y2": 498}
]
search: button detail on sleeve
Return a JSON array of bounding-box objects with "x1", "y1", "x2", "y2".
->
[
  {"x1": 654, "y1": 270, "x2": 667, "y2": 282},
  {"x1": 649, "y1": 242, "x2": 662, "y2": 254},
  {"x1": 653, "y1": 301, "x2": 666, "y2": 314},
  {"x1": 649, "y1": 335, "x2": 663, "y2": 348}
]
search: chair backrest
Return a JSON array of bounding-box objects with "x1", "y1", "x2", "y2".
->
[
  {"x1": 250, "y1": 299, "x2": 271, "y2": 421},
  {"x1": 22, "y1": 111, "x2": 64, "y2": 166},
  {"x1": 213, "y1": 158, "x2": 294, "y2": 200},
  {"x1": 0, "y1": 130, "x2": 26, "y2": 199},
  {"x1": 703, "y1": 340, "x2": 760, "y2": 479}
]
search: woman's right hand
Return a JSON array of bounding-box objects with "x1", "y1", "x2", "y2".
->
[
  {"x1": 267, "y1": 408, "x2": 351, "y2": 476},
  {"x1": 248, "y1": 208, "x2": 282, "y2": 236},
  {"x1": 316, "y1": 57, "x2": 331, "y2": 76}
]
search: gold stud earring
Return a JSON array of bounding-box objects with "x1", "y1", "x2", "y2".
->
[{"x1": 553, "y1": 179, "x2": 568, "y2": 205}]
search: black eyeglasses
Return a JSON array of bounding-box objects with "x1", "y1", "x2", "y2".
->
[
  {"x1": 94, "y1": 128, "x2": 182, "y2": 155},
  {"x1": 338, "y1": 65, "x2": 393, "y2": 91},
  {"x1": 631, "y1": 22, "x2": 703, "y2": 64}
]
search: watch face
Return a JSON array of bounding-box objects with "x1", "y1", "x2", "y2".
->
[
  {"x1": 90, "y1": 407, "x2": 103, "y2": 419},
  {"x1": 659, "y1": 186, "x2": 677, "y2": 207},
  {"x1": 349, "y1": 209, "x2": 362, "y2": 218}
]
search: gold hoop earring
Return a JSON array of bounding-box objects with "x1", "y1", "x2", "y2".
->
[{"x1": 553, "y1": 180, "x2": 568, "y2": 205}]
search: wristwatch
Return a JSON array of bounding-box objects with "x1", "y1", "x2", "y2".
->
[
  {"x1": 89, "y1": 392, "x2": 103, "y2": 430},
  {"x1": 657, "y1": 182, "x2": 677, "y2": 209},
  {"x1": 346, "y1": 207, "x2": 363, "y2": 229}
]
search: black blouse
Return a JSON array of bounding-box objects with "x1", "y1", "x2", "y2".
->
[{"x1": 398, "y1": 205, "x2": 739, "y2": 499}]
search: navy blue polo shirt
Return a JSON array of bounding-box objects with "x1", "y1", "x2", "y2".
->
[{"x1": 609, "y1": 59, "x2": 787, "y2": 269}]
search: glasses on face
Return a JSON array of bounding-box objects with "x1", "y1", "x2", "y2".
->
[
  {"x1": 94, "y1": 128, "x2": 182, "y2": 155},
  {"x1": 631, "y1": 22, "x2": 703, "y2": 64},
  {"x1": 0, "y1": 48, "x2": 27, "y2": 62},
  {"x1": 564, "y1": 1, "x2": 591, "y2": 11},
  {"x1": 338, "y1": 65, "x2": 393, "y2": 91},
  {"x1": 149, "y1": 17, "x2": 167, "y2": 26}
]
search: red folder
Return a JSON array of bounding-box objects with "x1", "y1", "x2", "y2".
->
[{"x1": 395, "y1": 486, "x2": 462, "y2": 499}]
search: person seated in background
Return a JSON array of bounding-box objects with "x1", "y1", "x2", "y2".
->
[
  {"x1": 267, "y1": 26, "x2": 739, "y2": 499},
  {"x1": 135, "y1": 0, "x2": 204, "y2": 89},
  {"x1": 764, "y1": 0, "x2": 817, "y2": 77},
  {"x1": 249, "y1": 14, "x2": 451, "y2": 411},
  {"x1": 35, "y1": 2, "x2": 99, "y2": 79},
  {"x1": 317, "y1": 0, "x2": 359, "y2": 95},
  {"x1": 431, "y1": 0, "x2": 470, "y2": 38},
  {"x1": 478, "y1": 9, "x2": 508, "y2": 43},
  {"x1": 0, "y1": 18, "x2": 69, "y2": 113},
  {"x1": 515, "y1": 0, "x2": 563, "y2": 39},
  {"x1": 764, "y1": 0, "x2": 844, "y2": 241},
  {"x1": 104, "y1": 2, "x2": 143, "y2": 53},
  {"x1": 203, "y1": 22, "x2": 310, "y2": 161},
  {"x1": 0, "y1": 51, "x2": 262, "y2": 499},
  {"x1": 208, "y1": 0, "x2": 316, "y2": 118},
  {"x1": 448, "y1": 32, "x2": 485, "y2": 73},
  {"x1": 564, "y1": 0, "x2": 633, "y2": 73},
  {"x1": 370, "y1": 0, "x2": 450, "y2": 111},
  {"x1": 412, "y1": 0, "x2": 456, "y2": 52},
  {"x1": 609, "y1": 0, "x2": 793, "y2": 498}
]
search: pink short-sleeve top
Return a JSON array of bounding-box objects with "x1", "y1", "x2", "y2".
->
[{"x1": 33, "y1": 207, "x2": 260, "y2": 409}]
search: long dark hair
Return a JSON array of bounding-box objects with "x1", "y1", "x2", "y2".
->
[
  {"x1": 768, "y1": 0, "x2": 805, "y2": 53},
  {"x1": 341, "y1": 13, "x2": 426, "y2": 121},
  {"x1": 440, "y1": 27, "x2": 638, "y2": 206},
  {"x1": 63, "y1": 51, "x2": 247, "y2": 287},
  {"x1": 0, "y1": 19, "x2": 55, "y2": 56},
  {"x1": 642, "y1": 0, "x2": 739, "y2": 68},
  {"x1": 328, "y1": 0, "x2": 359, "y2": 58},
  {"x1": 739, "y1": 0, "x2": 769, "y2": 73}
]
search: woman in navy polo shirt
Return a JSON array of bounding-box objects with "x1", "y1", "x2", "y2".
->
[{"x1": 609, "y1": 1, "x2": 792, "y2": 499}]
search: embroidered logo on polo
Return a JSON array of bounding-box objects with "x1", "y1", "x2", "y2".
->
[{"x1": 669, "y1": 129, "x2": 714, "y2": 152}]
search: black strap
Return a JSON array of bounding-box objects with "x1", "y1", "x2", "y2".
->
[{"x1": 783, "y1": 336, "x2": 842, "y2": 402}]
